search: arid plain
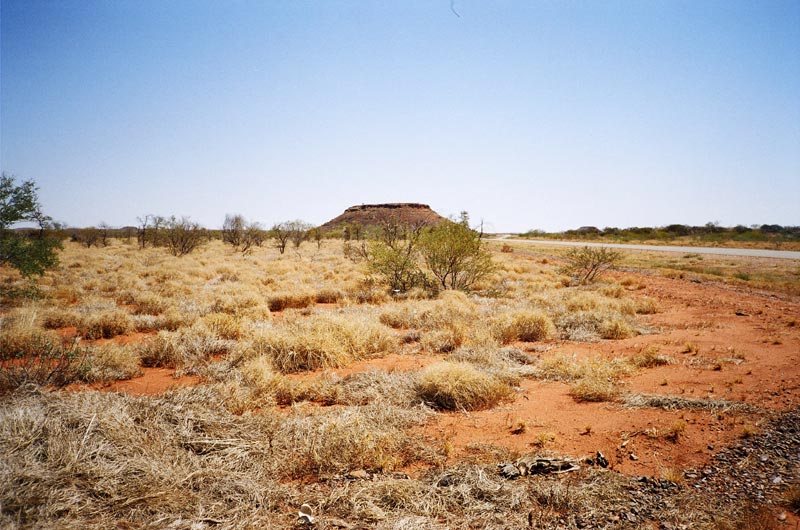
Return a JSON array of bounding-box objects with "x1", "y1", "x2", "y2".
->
[{"x1": 1, "y1": 237, "x2": 798, "y2": 529}]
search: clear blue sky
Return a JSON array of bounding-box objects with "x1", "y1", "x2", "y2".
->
[{"x1": 2, "y1": 0, "x2": 798, "y2": 232}]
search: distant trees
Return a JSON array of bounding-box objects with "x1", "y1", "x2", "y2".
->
[
  {"x1": 524, "y1": 223, "x2": 800, "y2": 243},
  {"x1": 73, "y1": 227, "x2": 102, "y2": 248},
  {"x1": 163, "y1": 216, "x2": 207, "y2": 256},
  {"x1": 0, "y1": 174, "x2": 62, "y2": 277},
  {"x1": 135, "y1": 214, "x2": 207, "y2": 256},
  {"x1": 271, "y1": 220, "x2": 313, "y2": 254},
  {"x1": 222, "y1": 214, "x2": 266, "y2": 254}
]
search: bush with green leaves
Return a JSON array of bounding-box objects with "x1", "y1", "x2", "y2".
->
[
  {"x1": 561, "y1": 246, "x2": 623, "y2": 284},
  {"x1": 419, "y1": 219, "x2": 495, "y2": 291},
  {"x1": 363, "y1": 219, "x2": 428, "y2": 293},
  {"x1": 0, "y1": 174, "x2": 62, "y2": 277}
]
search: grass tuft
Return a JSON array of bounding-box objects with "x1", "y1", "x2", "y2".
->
[{"x1": 417, "y1": 361, "x2": 514, "y2": 411}]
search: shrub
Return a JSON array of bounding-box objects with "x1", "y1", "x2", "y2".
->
[
  {"x1": 0, "y1": 315, "x2": 88, "y2": 392},
  {"x1": 419, "y1": 219, "x2": 495, "y2": 291},
  {"x1": 359, "y1": 218, "x2": 430, "y2": 293},
  {"x1": 0, "y1": 174, "x2": 62, "y2": 277},
  {"x1": 417, "y1": 361, "x2": 514, "y2": 411},
  {"x1": 560, "y1": 246, "x2": 623, "y2": 284},
  {"x1": 163, "y1": 216, "x2": 207, "y2": 256}
]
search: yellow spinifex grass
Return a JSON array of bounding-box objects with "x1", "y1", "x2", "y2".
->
[{"x1": 417, "y1": 361, "x2": 514, "y2": 411}]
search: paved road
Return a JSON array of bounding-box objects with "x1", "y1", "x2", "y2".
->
[{"x1": 490, "y1": 239, "x2": 800, "y2": 260}]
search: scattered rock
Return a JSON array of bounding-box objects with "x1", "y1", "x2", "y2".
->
[
  {"x1": 499, "y1": 455, "x2": 580, "y2": 478},
  {"x1": 298, "y1": 503, "x2": 314, "y2": 525}
]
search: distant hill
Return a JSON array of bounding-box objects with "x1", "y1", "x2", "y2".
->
[{"x1": 320, "y1": 203, "x2": 447, "y2": 233}]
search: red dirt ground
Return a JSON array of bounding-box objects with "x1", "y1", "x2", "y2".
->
[
  {"x1": 416, "y1": 273, "x2": 800, "y2": 476},
  {"x1": 72, "y1": 269, "x2": 800, "y2": 478}
]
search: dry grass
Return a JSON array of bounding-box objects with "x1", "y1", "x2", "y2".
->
[
  {"x1": 569, "y1": 376, "x2": 620, "y2": 402},
  {"x1": 83, "y1": 344, "x2": 141, "y2": 382},
  {"x1": 76, "y1": 308, "x2": 133, "y2": 339},
  {"x1": 0, "y1": 386, "x2": 431, "y2": 528},
  {"x1": 491, "y1": 309, "x2": 554, "y2": 343},
  {"x1": 630, "y1": 345, "x2": 672, "y2": 368},
  {"x1": 417, "y1": 361, "x2": 515, "y2": 411},
  {"x1": 137, "y1": 325, "x2": 233, "y2": 371},
  {"x1": 2, "y1": 238, "x2": 763, "y2": 528},
  {"x1": 623, "y1": 393, "x2": 752, "y2": 412},
  {"x1": 250, "y1": 311, "x2": 395, "y2": 373}
]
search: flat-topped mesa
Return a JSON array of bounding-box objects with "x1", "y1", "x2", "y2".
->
[
  {"x1": 343, "y1": 203, "x2": 432, "y2": 213},
  {"x1": 321, "y1": 203, "x2": 447, "y2": 232}
]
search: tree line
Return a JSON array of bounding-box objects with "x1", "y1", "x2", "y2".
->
[{"x1": 523, "y1": 223, "x2": 800, "y2": 243}]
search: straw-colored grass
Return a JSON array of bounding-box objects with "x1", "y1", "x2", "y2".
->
[
  {"x1": 251, "y1": 312, "x2": 396, "y2": 373},
  {"x1": 83, "y1": 344, "x2": 141, "y2": 382},
  {"x1": 491, "y1": 309, "x2": 554, "y2": 343},
  {"x1": 417, "y1": 361, "x2": 514, "y2": 411}
]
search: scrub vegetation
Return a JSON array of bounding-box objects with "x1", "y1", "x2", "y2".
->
[{"x1": 0, "y1": 222, "x2": 796, "y2": 529}]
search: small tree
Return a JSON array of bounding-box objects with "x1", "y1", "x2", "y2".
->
[
  {"x1": 73, "y1": 227, "x2": 101, "y2": 248},
  {"x1": 98, "y1": 222, "x2": 111, "y2": 246},
  {"x1": 0, "y1": 174, "x2": 62, "y2": 277},
  {"x1": 222, "y1": 214, "x2": 265, "y2": 254},
  {"x1": 560, "y1": 246, "x2": 623, "y2": 284},
  {"x1": 222, "y1": 214, "x2": 245, "y2": 248},
  {"x1": 271, "y1": 222, "x2": 291, "y2": 254},
  {"x1": 308, "y1": 227, "x2": 324, "y2": 250},
  {"x1": 136, "y1": 214, "x2": 167, "y2": 248},
  {"x1": 288, "y1": 220, "x2": 313, "y2": 249},
  {"x1": 365, "y1": 218, "x2": 427, "y2": 292},
  {"x1": 419, "y1": 219, "x2": 495, "y2": 291},
  {"x1": 163, "y1": 216, "x2": 207, "y2": 256}
]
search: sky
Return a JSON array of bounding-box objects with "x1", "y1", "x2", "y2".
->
[{"x1": 1, "y1": 0, "x2": 799, "y2": 233}]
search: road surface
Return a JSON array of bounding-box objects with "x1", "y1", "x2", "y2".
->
[{"x1": 491, "y1": 239, "x2": 800, "y2": 260}]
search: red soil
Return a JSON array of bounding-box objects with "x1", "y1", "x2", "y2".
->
[
  {"x1": 72, "y1": 367, "x2": 200, "y2": 396},
  {"x1": 416, "y1": 273, "x2": 800, "y2": 476},
  {"x1": 70, "y1": 268, "x2": 800, "y2": 478}
]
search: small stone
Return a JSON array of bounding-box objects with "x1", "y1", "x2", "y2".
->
[
  {"x1": 629, "y1": 453, "x2": 638, "y2": 461},
  {"x1": 499, "y1": 464, "x2": 520, "y2": 479},
  {"x1": 298, "y1": 503, "x2": 314, "y2": 525},
  {"x1": 596, "y1": 451, "x2": 609, "y2": 468},
  {"x1": 771, "y1": 476, "x2": 782, "y2": 484},
  {"x1": 778, "y1": 512, "x2": 787, "y2": 521}
]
